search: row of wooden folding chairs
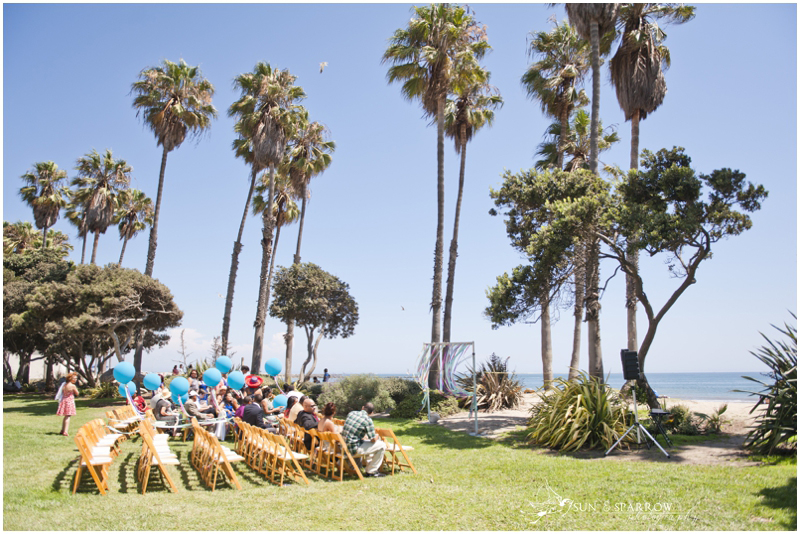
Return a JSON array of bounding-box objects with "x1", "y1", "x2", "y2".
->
[
  {"x1": 72, "y1": 419, "x2": 125, "y2": 495},
  {"x1": 190, "y1": 417, "x2": 244, "y2": 491},
  {"x1": 235, "y1": 419, "x2": 309, "y2": 486},
  {"x1": 136, "y1": 419, "x2": 179, "y2": 494},
  {"x1": 105, "y1": 405, "x2": 142, "y2": 440}
]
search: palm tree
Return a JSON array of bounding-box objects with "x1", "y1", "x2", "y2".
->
[
  {"x1": 131, "y1": 58, "x2": 217, "y2": 278},
  {"x1": 114, "y1": 189, "x2": 154, "y2": 266},
  {"x1": 3, "y1": 221, "x2": 41, "y2": 254},
  {"x1": 609, "y1": 3, "x2": 695, "y2": 352},
  {"x1": 18, "y1": 161, "x2": 70, "y2": 248},
  {"x1": 535, "y1": 109, "x2": 620, "y2": 172},
  {"x1": 383, "y1": 3, "x2": 489, "y2": 388},
  {"x1": 227, "y1": 62, "x2": 306, "y2": 376},
  {"x1": 522, "y1": 20, "x2": 590, "y2": 169},
  {"x1": 282, "y1": 112, "x2": 335, "y2": 381},
  {"x1": 73, "y1": 149, "x2": 132, "y2": 265},
  {"x1": 65, "y1": 197, "x2": 89, "y2": 264},
  {"x1": 42, "y1": 229, "x2": 73, "y2": 257},
  {"x1": 442, "y1": 65, "x2": 502, "y2": 343},
  {"x1": 253, "y1": 169, "x2": 300, "y2": 314},
  {"x1": 564, "y1": 3, "x2": 619, "y2": 381}
]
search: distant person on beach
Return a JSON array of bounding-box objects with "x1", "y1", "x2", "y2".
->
[
  {"x1": 313, "y1": 377, "x2": 319, "y2": 383},
  {"x1": 323, "y1": 369, "x2": 330, "y2": 382}
]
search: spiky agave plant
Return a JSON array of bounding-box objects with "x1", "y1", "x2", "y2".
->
[
  {"x1": 456, "y1": 353, "x2": 523, "y2": 412},
  {"x1": 527, "y1": 372, "x2": 631, "y2": 452},
  {"x1": 737, "y1": 314, "x2": 797, "y2": 455}
]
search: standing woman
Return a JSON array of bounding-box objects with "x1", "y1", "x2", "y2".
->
[{"x1": 57, "y1": 372, "x2": 79, "y2": 436}]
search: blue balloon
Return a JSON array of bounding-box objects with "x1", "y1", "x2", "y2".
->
[
  {"x1": 227, "y1": 370, "x2": 245, "y2": 390},
  {"x1": 169, "y1": 376, "x2": 189, "y2": 396},
  {"x1": 118, "y1": 382, "x2": 136, "y2": 396},
  {"x1": 143, "y1": 374, "x2": 161, "y2": 391},
  {"x1": 203, "y1": 368, "x2": 222, "y2": 388},
  {"x1": 264, "y1": 358, "x2": 282, "y2": 376},
  {"x1": 171, "y1": 392, "x2": 188, "y2": 404},
  {"x1": 272, "y1": 394, "x2": 288, "y2": 409},
  {"x1": 113, "y1": 362, "x2": 135, "y2": 384},
  {"x1": 215, "y1": 356, "x2": 233, "y2": 374}
]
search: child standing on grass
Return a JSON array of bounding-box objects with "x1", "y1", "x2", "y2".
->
[{"x1": 56, "y1": 372, "x2": 79, "y2": 436}]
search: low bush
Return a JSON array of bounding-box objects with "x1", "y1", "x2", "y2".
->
[
  {"x1": 527, "y1": 372, "x2": 631, "y2": 452},
  {"x1": 86, "y1": 381, "x2": 119, "y2": 399},
  {"x1": 699, "y1": 404, "x2": 730, "y2": 434},
  {"x1": 456, "y1": 353, "x2": 523, "y2": 412},
  {"x1": 390, "y1": 390, "x2": 461, "y2": 419},
  {"x1": 316, "y1": 374, "x2": 395, "y2": 415},
  {"x1": 383, "y1": 376, "x2": 422, "y2": 405}
]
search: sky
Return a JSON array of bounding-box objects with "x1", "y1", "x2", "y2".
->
[{"x1": 3, "y1": 3, "x2": 797, "y2": 380}]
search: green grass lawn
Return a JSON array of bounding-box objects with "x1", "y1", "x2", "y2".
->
[{"x1": 3, "y1": 394, "x2": 796, "y2": 531}]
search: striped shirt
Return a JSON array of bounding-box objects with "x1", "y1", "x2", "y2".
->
[{"x1": 342, "y1": 410, "x2": 376, "y2": 455}]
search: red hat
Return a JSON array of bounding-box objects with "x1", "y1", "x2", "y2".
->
[{"x1": 244, "y1": 375, "x2": 263, "y2": 388}]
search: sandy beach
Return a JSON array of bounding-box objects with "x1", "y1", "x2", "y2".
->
[{"x1": 437, "y1": 393, "x2": 764, "y2": 466}]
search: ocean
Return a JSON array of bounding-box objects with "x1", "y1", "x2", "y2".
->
[{"x1": 370, "y1": 371, "x2": 767, "y2": 402}]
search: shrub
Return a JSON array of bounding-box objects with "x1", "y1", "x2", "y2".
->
[
  {"x1": 390, "y1": 390, "x2": 461, "y2": 419},
  {"x1": 527, "y1": 372, "x2": 631, "y2": 452},
  {"x1": 456, "y1": 353, "x2": 523, "y2": 412},
  {"x1": 737, "y1": 315, "x2": 797, "y2": 454},
  {"x1": 699, "y1": 404, "x2": 730, "y2": 434},
  {"x1": 316, "y1": 374, "x2": 395, "y2": 415},
  {"x1": 663, "y1": 404, "x2": 691, "y2": 432},
  {"x1": 86, "y1": 381, "x2": 119, "y2": 399},
  {"x1": 383, "y1": 376, "x2": 422, "y2": 404}
]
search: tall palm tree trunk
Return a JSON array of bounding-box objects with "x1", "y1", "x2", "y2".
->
[
  {"x1": 568, "y1": 241, "x2": 585, "y2": 381},
  {"x1": 442, "y1": 128, "x2": 468, "y2": 343},
  {"x1": 429, "y1": 96, "x2": 446, "y2": 389},
  {"x1": 221, "y1": 167, "x2": 259, "y2": 356},
  {"x1": 284, "y1": 182, "x2": 309, "y2": 384},
  {"x1": 557, "y1": 98, "x2": 570, "y2": 171},
  {"x1": 90, "y1": 231, "x2": 100, "y2": 265},
  {"x1": 626, "y1": 110, "x2": 641, "y2": 351},
  {"x1": 80, "y1": 233, "x2": 87, "y2": 264},
  {"x1": 541, "y1": 291, "x2": 553, "y2": 390},
  {"x1": 144, "y1": 146, "x2": 169, "y2": 277},
  {"x1": 118, "y1": 236, "x2": 129, "y2": 266},
  {"x1": 586, "y1": 19, "x2": 604, "y2": 381},
  {"x1": 41, "y1": 225, "x2": 50, "y2": 249},
  {"x1": 251, "y1": 167, "x2": 278, "y2": 378}
]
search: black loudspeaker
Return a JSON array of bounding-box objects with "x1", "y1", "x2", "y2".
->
[{"x1": 620, "y1": 349, "x2": 640, "y2": 381}]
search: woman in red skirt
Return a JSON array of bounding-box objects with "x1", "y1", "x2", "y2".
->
[{"x1": 56, "y1": 372, "x2": 79, "y2": 436}]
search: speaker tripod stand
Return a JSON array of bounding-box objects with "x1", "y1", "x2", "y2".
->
[{"x1": 604, "y1": 385, "x2": 671, "y2": 458}]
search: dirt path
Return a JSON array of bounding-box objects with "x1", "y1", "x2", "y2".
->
[{"x1": 437, "y1": 395, "x2": 763, "y2": 466}]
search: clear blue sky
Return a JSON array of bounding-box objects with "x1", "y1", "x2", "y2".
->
[{"x1": 4, "y1": 3, "x2": 796, "y2": 378}]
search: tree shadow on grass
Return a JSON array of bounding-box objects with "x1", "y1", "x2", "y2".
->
[
  {"x1": 757, "y1": 476, "x2": 797, "y2": 529},
  {"x1": 3, "y1": 394, "x2": 118, "y2": 416},
  {"x1": 382, "y1": 419, "x2": 494, "y2": 450}
]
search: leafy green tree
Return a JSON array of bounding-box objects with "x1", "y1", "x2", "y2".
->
[
  {"x1": 610, "y1": 3, "x2": 695, "y2": 352},
  {"x1": 442, "y1": 65, "x2": 502, "y2": 344},
  {"x1": 522, "y1": 19, "x2": 590, "y2": 170},
  {"x1": 269, "y1": 263, "x2": 358, "y2": 384},
  {"x1": 131, "y1": 58, "x2": 217, "y2": 277},
  {"x1": 283, "y1": 113, "x2": 335, "y2": 382},
  {"x1": 6, "y1": 263, "x2": 182, "y2": 386},
  {"x1": 18, "y1": 161, "x2": 70, "y2": 248},
  {"x1": 225, "y1": 62, "x2": 306, "y2": 376},
  {"x1": 564, "y1": 3, "x2": 620, "y2": 381},
  {"x1": 72, "y1": 149, "x2": 132, "y2": 265},
  {"x1": 113, "y1": 189, "x2": 153, "y2": 266},
  {"x1": 602, "y1": 147, "x2": 767, "y2": 406},
  {"x1": 383, "y1": 3, "x2": 489, "y2": 387},
  {"x1": 489, "y1": 168, "x2": 607, "y2": 386}
]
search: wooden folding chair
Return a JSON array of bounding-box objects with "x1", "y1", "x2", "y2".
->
[
  {"x1": 137, "y1": 422, "x2": 179, "y2": 494},
  {"x1": 376, "y1": 428, "x2": 417, "y2": 475},
  {"x1": 317, "y1": 431, "x2": 364, "y2": 481},
  {"x1": 190, "y1": 419, "x2": 244, "y2": 491},
  {"x1": 72, "y1": 429, "x2": 113, "y2": 495},
  {"x1": 265, "y1": 431, "x2": 309, "y2": 487}
]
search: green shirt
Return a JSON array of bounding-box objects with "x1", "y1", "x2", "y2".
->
[{"x1": 342, "y1": 410, "x2": 376, "y2": 455}]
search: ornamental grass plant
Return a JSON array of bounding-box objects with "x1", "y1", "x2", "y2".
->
[
  {"x1": 456, "y1": 353, "x2": 523, "y2": 412},
  {"x1": 527, "y1": 372, "x2": 631, "y2": 452}
]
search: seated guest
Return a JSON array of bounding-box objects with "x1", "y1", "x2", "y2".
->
[
  {"x1": 132, "y1": 392, "x2": 147, "y2": 413},
  {"x1": 184, "y1": 390, "x2": 213, "y2": 420},
  {"x1": 259, "y1": 388, "x2": 282, "y2": 415},
  {"x1": 342, "y1": 402, "x2": 386, "y2": 477},
  {"x1": 283, "y1": 396, "x2": 298, "y2": 419},
  {"x1": 241, "y1": 395, "x2": 276, "y2": 433},
  {"x1": 295, "y1": 398, "x2": 319, "y2": 450},
  {"x1": 187, "y1": 369, "x2": 202, "y2": 392},
  {"x1": 154, "y1": 390, "x2": 180, "y2": 436},
  {"x1": 289, "y1": 395, "x2": 307, "y2": 422},
  {"x1": 234, "y1": 397, "x2": 247, "y2": 420},
  {"x1": 284, "y1": 384, "x2": 302, "y2": 400},
  {"x1": 318, "y1": 402, "x2": 339, "y2": 433}
]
